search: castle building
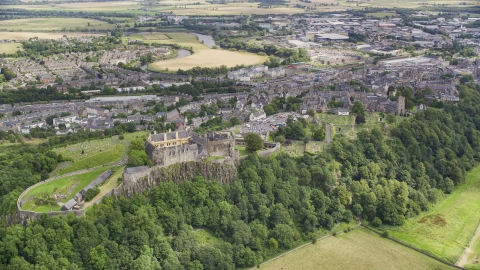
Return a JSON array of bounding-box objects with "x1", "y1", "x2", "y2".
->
[{"x1": 144, "y1": 130, "x2": 237, "y2": 167}]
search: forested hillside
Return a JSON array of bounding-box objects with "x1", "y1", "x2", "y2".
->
[{"x1": 1, "y1": 84, "x2": 480, "y2": 269}]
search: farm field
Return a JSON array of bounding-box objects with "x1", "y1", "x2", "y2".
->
[
  {"x1": 337, "y1": 0, "x2": 478, "y2": 9},
  {"x1": 22, "y1": 166, "x2": 114, "y2": 212},
  {"x1": 158, "y1": 3, "x2": 306, "y2": 15},
  {"x1": 53, "y1": 137, "x2": 127, "y2": 175},
  {"x1": 0, "y1": 43, "x2": 23, "y2": 54},
  {"x1": 389, "y1": 166, "x2": 480, "y2": 263},
  {"x1": 0, "y1": 31, "x2": 104, "y2": 40},
  {"x1": 149, "y1": 48, "x2": 266, "y2": 72},
  {"x1": 261, "y1": 229, "x2": 455, "y2": 270},
  {"x1": 0, "y1": 18, "x2": 114, "y2": 31}
]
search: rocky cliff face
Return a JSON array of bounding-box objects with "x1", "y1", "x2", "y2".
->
[{"x1": 119, "y1": 161, "x2": 237, "y2": 198}]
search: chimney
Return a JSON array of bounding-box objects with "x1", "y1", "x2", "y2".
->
[
  {"x1": 175, "y1": 131, "x2": 178, "y2": 140},
  {"x1": 164, "y1": 132, "x2": 166, "y2": 141},
  {"x1": 154, "y1": 130, "x2": 156, "y2": 134},
  {"x1": 169, "y1": 128, "x2": 171, "y2": 133}
]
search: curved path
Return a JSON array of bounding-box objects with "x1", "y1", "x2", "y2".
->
[
  {"x1": 17, "y1": 140, "x2": 129, "y2": 213},
  {"x1": 457, "y1": 220, "x2": 480, "y2": 267}
]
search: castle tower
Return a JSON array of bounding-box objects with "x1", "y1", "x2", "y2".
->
[{"x1": 397, "y1": 96, "x2": 405, "y2": 116}]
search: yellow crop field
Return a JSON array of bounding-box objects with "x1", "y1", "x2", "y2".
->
[
  {"x1": 0, "y1": 43, "x2": 23, "y2": 54},
  {"x1": 0, "y1": 31, "x2": 104, "y2": 41},
  {"x1": 0, "y1": 18, "x2": 114, "y2": 31},
  {"x1": 261, "y1": 229, "x2": 455, "y2": 270},
  {"x1": 149, "y1": 49, "x2": 266, "y2": 71}
]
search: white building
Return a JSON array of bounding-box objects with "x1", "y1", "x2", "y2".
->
[{"x1": 249, "y1": 110, "x2": 266, "y2": 122}]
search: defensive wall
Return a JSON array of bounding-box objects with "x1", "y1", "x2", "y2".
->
[{"x1": 12, "y1": 140, "x2": 280, "y2": 225}]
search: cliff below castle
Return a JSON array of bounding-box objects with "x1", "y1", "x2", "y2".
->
[{"x1": 119, "y1": 161, "x2": 238, "y2": 198}]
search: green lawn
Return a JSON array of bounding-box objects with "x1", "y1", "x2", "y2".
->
[
  {"x1": 389, "y1": 166, "x2": 480, "y2": 263},
  {"x1": 22, "y1": 166, "x2": 114, "y2": 212},
  {"x1": 261, "y1": 229, "x2": 455, "y2": 270}
]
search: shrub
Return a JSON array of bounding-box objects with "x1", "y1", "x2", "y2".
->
[
  {"x1": 84, "y1": 188, "x2": 100, "y2": 202},
  {"x1": 372, "y1": 217, "x2": 382, "y2": 227},
  {"x1": 381, "y1": 231, "x2": 389, "y2": 238}
]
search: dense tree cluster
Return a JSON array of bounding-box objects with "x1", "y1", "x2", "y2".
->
[
  {"x1": 7, "y1": 37, "x2": 122, "y2": 58},
  {"x1": 127, "y1": 138, "x2": 153, "y2": 168},
  {"x1": 216, "y1": 39, "x2": 309, "y2": 65},
  {"x1": 0, "y1": 86, "x2": 84, "y2": 104}
]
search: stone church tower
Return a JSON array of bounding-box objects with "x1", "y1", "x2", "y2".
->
[{"x1": 397, "y1": 96, "x2": 405, "y2": 116}]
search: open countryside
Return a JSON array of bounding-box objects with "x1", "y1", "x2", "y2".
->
[
  {"x1": 389, "y1": 166, "x2": 480, "y2": 263},
  {"x1": 260, "y1": 229, "x2": 455, "y2": 270},
  {"x1": 0, "y1": 31, "x2": 104, "y2": 41},
  {"x1": 0, "y1": 18, "x2": 115, "y2": 31}
]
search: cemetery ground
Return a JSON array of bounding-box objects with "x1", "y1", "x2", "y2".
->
[
  {"x1": 316, "y1": 112, "x2": 405, "y2": 140},
  {"x1": 21, "y1": 166, "x2": 115, "y2": 212},
  {"x1": 260, "y1": 229, "x2": 455, "y2": 270},
  {"x1": 388, "y1": 166, "x2": 480, "y2": 263},
  {"x1": 53, "y1": 139, "x2": 126, "y2": 176},
  {"x1": 0, "y1": 18, "x2": 115, "y2": 31}
]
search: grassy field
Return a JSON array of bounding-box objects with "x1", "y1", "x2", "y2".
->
[
  {"x1": 389, "y1": 166, "x2": 480, "y2": 263},
  {"x1": 261, "y1": 229, "x2": 455, "y2": 270},
  {"x1": 0, "y1": 43, "x2": 23, "y2": 54},
  {"x1": 22, "y1": 166, "x2": 114, "y2": 212},
  {"x1": 53, "y1": 137, "x2": 126, "y2": 175},
  {"x1": 0, "y1": 18, "x2": 114, "y2": 31},
  {"x1": 149, "y1": 48, "x2": 266, "y2": 72},
  {"x1": 0, "y1": 31, "x2": 104, "y2": 41}
]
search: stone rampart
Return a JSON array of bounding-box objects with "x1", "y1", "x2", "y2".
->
[{"x1": 238, "y1": 141, "x2": 281, "y2": 162}]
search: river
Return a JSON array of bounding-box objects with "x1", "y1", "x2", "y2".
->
[
  {"x1": 176, "y1": 49, "x2": 191, "y2": 58},
  {"x1": 193, "y1": 33, "x2": 217, "y2": 48}
]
